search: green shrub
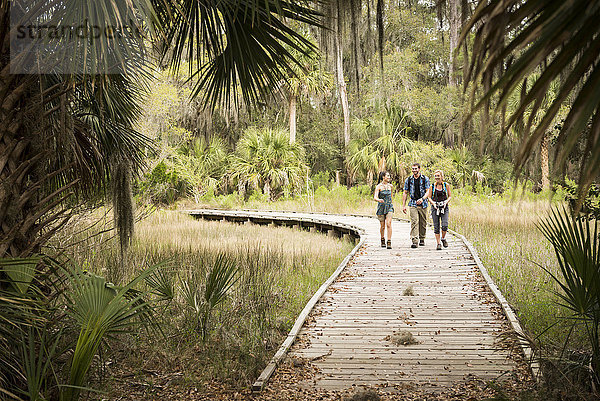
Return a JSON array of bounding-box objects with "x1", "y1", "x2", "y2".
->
[
  {"x1": 311, "y1": 171, "x2": 332, "y2": 189},
  {"x1": 559, "y1": 179, "x2": 600, "y2": 218},
  {"x1": 138, "y1": 161, "x2": 187, "y2": 205},
  {"x1": 314, "y1": 185, "x2": 330, "y2": 198}
]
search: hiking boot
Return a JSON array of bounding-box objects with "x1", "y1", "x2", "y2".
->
[
  {"x1": 381, "y1": 238, "x2": 386, "y2": 248},
  {"x1": 441, "y1": 238, "x2": 448, "y2": 248},
  {"x1": 386, "y1": 240, "x2": 392, "y2": 249},
  {"x1": 411, "y1": 243, "x2": 418, "y2": 249},
  {"x1": 419, "y1": 239, "x2": 425, "y2": 246},
  {"x1": 436, "y1": 244, "x2": 442, "y2": 250}
]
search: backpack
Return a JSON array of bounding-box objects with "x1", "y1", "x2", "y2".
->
[{"x1": 431, "y1": 182, "x2": 448, "y2": 201}]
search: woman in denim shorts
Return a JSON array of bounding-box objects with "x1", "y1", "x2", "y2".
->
[
  {"x1": 423, "y1": 170, "x2": 452, "y2": 250},
  {"x1": 374, "y1": 171, "x2": 394, "y2": 249}
]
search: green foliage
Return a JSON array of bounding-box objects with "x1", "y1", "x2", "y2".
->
[
  {"x1": 348, "y1": 105, "x2": 414, "y2": 186},
  {"x1": 311, "y1": 171, "x2": 333, "y2": 190},
  {"x1": 138, "y1": 137, "x2": 229, "y2": 205},
  {"x1": 559, "y1": 180, "x2": 600, "y2": 219},
  {"x1": 464, "y1": 0, "x2": 600, "y2": 193},
  {"x1": 0, "y1": 255, "x2": 168, "y2": 401},
  {"x1": 483, "y1": 160, "x2": 514, "y2": 193},
  {"x1": 297, "y1": 104, "x2": 343, "y2": 174},
  {"x1": 538, "y1": 208, "x2": 600, "y2": 385},
  {"x1": 174, "y1": 138, "x2": 229, "y2": 202},
  {"x1": 230, "y1": 127, "x2": 307, "y2": 200},
  {"x1": 139, "y1": 161, "x2": 187, "y2": 205},
  {"x1": 181, "y1": 253, "x2": 239, "y2": 341},
  {"x1": 402, "y1": 141, "x2": 458, "y2": 183},
  {"x1": 0, "y1": 256, "x2": 51, "y2": 400},
  {"x1": 21, "y1": 327, "x2": 60, "y2": 401},
  {"x1": 62, "y1": 264, "x2": 164, "y2": 401}
]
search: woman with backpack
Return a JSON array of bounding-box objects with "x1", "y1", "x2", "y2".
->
[{"x1": 423, "y1": 170, "x2": 452, "y2": 250}]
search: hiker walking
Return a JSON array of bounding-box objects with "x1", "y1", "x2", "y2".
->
[
  {"x1": 374, "y1": 171, "x2": 394, "y2": 249},
  {"x1": 402, "y1": 163, "x2": 430, "y2": 248},
  {"x1": 423, "y1": 170, "x2": 451, "y2": 250}
]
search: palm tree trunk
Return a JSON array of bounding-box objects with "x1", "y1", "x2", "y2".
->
[
  {"x1": 0, "y1": 75, "x2": 72, "y2": 258},
  {"x1": 541, "y1": 132, "x2": 550, "y2": 191},
  {"x1": 289, "y1": 93, "x2": 297, "y2": 144},
  {"x1": 264, "y1": 181, "x2": 272, "y2": 201}
]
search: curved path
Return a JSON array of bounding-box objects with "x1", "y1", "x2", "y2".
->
[{"x1": 187, "y1": 209, "x2": 532, "y2": 393}]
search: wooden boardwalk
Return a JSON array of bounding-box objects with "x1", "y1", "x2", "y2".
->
[{"x1": 188, "y1": 209, "x2": 529, "y2": 393}]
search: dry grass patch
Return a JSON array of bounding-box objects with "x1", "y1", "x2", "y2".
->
[{"x1": 50, "y1": 209, "x2": 354, "y2": 395}]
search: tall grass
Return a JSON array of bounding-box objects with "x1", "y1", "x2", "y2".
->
[{"x1": 50, "y1": 210, "x2": 354, "y2": 392}]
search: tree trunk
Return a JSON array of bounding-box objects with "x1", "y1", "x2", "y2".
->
[
  {"x1": 349, "y1": 0, "x2": 361, "y2": 97},
  {"x1": 376, "y1": 0, "x2": 385, "y2": 100},
  {"x1": 0, "y1": 74, "x2": 72, "y2": 258},
  {"x1": 289, "y1": 93, "x2": 297, "y2": 144},
  {"x1": 541, "y1": 132, "x2": 550, "y2": 191},
  {"x1": 335, "y1": 5, "x2": 351, "y2": 149},
  {"x1": 367, "y1": 170, "x2": 374, "y2": 189},
  {"x1": 264, "y1": 181, "x2": 272, "y2": 201},
  {"x1": 365, "y1": 0, "x2": 373, "y2": 65},
  {"x1": 448, "y1": 0, "x2": 460, "y2": 87}
]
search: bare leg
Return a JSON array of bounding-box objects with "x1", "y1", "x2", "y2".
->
[
  {"x1": 385, "y1": 214, "x2": 393, "y2": 240},
  {"x1": 435, "y1": 233, "x2": 441, "y2": 244},
  {"x1": 379, "y1": 219, "x2": 385, "y2": 238}
]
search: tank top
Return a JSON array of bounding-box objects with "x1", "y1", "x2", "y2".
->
[{"x1": 432, "y1": 183, "x2": 448, "y2": 202}]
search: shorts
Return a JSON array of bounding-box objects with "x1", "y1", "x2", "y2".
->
[{"x1": 377, "y1": 212, "x2": 393, "y2": 222}]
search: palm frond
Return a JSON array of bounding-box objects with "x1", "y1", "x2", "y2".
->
[
  {"x1": 537, "y1": 206, "x2": 600, "y2": 380},
  {"x1": 155, "y1": 0, "x2": 322, "y2": 108},
  {"x1": 62, "y1": 264, "x2": 161, "y2": 401},
  {"x1": 463, "y1": 0, "x2": 600, "y2": 190}
]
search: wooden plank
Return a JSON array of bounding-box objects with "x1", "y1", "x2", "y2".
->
[
  {"x1": 314, "y1": 359, "x2": 514, "y2": 367},
  {"x1": 295, "y1": 346, "x2": 510, "y2": 353}
]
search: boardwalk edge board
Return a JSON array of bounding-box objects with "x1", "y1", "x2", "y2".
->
[
  {"x1": 185, "y1": 208, "x2": 537, "y2": 390},
  {"x1": 184, "y1": 209, "x2": 366, "y2": 392}
]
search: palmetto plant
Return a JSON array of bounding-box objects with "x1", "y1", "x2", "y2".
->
[
  {"x1": 347, "y1": 107, "x2": 414, "y2": 187},
  {"x1": 463, "y1": 0, "x2": 600, "y2": 194},
  {"x1": 174, "y1": 137, "x2": 229, "y2": 202},
  {"x1": 231, "y1": 127, "x2": 307, "y2": 200},
  {"x1": 0, "y1": 257, "x2": 52, "y2": 400},
  {"x1": 538, "y1": 207, "x2": 600, "y2": 385},
  {"x1": 181, "y1": 254, "x2": 238, "y2": 341},
  {"x1": 449, "y1": 145, "x2": 476, "y2": 188},
  {"x1": 62, "y1": 264, "x2": 165, "y2": 401}
]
